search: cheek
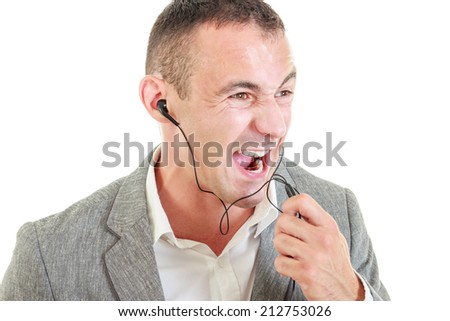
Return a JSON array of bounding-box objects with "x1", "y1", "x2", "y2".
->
[{"x1": 207, "y1": 111, "x2": 253, "y2": 140}]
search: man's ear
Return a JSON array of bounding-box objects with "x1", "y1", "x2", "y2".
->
[{"x1": 139, "y1": 75, "x2": 172, "y2": 123}]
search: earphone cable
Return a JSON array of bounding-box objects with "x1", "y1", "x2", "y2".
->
[{"x1": 175, "y1": 124, "x2": 297, "y2": 234}]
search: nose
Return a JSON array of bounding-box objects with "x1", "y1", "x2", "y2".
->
[{"x1": 253, "y1": 98, "x2": 288, "y2": 139}]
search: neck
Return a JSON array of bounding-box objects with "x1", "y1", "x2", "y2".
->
[{"x1": 155, "y1": 161, "x2": 254, "y2": 256}]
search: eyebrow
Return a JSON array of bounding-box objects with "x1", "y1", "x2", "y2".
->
[
  {"x1": 216, "y1": 70, "x2": 297, "y2": 96},
  {"x1": 280, "y1": 70, "x2": 297, "y2": 87}
]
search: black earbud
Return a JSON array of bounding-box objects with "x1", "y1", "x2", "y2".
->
[{"x1": 157, "y1": 99, "x2": 179, "y2": 126}]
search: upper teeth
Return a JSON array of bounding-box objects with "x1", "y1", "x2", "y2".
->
[{"x1": 241, "y1": 150, "x2": 266, "y2": 158}]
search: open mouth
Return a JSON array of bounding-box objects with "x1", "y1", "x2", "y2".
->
[{"x1": 233, "y1": 149, "x2": 270, "y2": 175}]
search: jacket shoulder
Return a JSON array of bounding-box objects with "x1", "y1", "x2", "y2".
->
[
  {"x1": 1, "y1": 176, "x2": 128, "y2": 300},
  {"x1": 282, "y1": 161, "x2": 349, "y2": 205},
  {"x1": 33, "y1": 176, "x2": 126, "y2": 237}
]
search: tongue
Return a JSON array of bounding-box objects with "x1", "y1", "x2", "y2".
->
[{"x1": 233, "y1": 152, "x2": 254, "y2": 168}]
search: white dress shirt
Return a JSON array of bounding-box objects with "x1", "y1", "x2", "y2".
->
[
  {"x1": 146, "y1": 148, "x2": 372, "y2": 301},
  {"x1": 146, "y1": 148, "x2": 278, "y2": 300}
]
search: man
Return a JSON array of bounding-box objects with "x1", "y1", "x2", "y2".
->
[{"x1": 0, "y1": 0, "x2": 389, "y2": 301}]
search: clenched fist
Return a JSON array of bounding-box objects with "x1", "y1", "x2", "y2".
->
[{"x1": 274, "y1": 193, "x2": 365, "y2": 301}]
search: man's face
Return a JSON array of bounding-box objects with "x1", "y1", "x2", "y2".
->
[{"x1": 166, "y1": 23, "x2": 296, "y2": 208}]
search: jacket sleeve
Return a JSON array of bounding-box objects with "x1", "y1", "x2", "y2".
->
[
  {"x1": 0, "y1": 222, "x2": 54, "y2": 300},
  {"x1": 345, "y1": 188, "x2": 390, "y2": 301}
]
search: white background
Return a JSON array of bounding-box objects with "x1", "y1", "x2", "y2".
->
[{"x1": 1, "y1": 0, "x2": 449, "y2": 309}]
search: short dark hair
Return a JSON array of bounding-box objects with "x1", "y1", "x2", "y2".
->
[{"x1": 145, "y1": 0, "x2": 285, "y2": 99}]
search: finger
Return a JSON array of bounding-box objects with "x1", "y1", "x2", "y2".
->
[
  {"x1": 274, "y1": 213, "x2": 315, "y2": 243},
  {"x1": 274, "y1": 255, "x2": 326, "y2": 299},
  {"x1": 274, "y1": 255, "x2": 315, "y2": 287},
  {"x1": 273, "y1": 232, "x2": 306, "y2": 259},
  {"x1": 282, "y1": 193, "x2": 330, "y2": 227},
  {"x1": 274, "y1": 255, "x2": 298, "y2": 278}
]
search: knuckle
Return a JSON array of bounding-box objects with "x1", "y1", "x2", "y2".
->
[
  {"x1": 320, "y1": 233, "x2": 334, "y2": 250},
  {"x1": 300, "y1": 262, "x2": 317, "y2": 282},
  {"x1": 296, "y1": 193, "x2": 310, "y2": 204},
  {"x1": 273, "y1": 235, "x2": 282, "y2": 250},
  {"x1": 276, "y1": 214, "x2": 287, "y2": 226},
  {"x1": 276, "y1": 214, "x2": 294, "y2": 231},
  {"x1": 273, "y1": 233, "x2": 289, "y2": 250},
  {"x1": 283, "y1": 193, "x2": 310, "y2": 212},
  {"x1": 274, "y1": 256, "x2": 287, "y2": 273},
  {"x1": 327, "y1": 218, "x2": 339, "y2": 232}
]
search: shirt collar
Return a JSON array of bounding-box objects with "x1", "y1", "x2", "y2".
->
[
  {"x1": 145, "y1": 146, "x2": 278, "y2": 246},
  {"x1": 146, "y1": 146, "x2": 174, "y2": 245}
]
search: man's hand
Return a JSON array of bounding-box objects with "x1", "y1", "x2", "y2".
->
[{"x1": 273, "y1": 193, "x2": 364, "y2": 301}]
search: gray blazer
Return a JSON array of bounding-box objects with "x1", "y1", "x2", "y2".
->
[{"x1": 0, "y1": 156, "x2": 389, "y2": 300}]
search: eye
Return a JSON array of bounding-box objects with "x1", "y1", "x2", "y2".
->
[
  {"x1": 230, "y1": 92, "x2": 250, "y2": 100},
  {"x1": 275, "y1": 90, "x2": 293, "y2": 98},
  {"x1": 228, "y1": 92, "x2": 254, "y2": 108},
  {"x1": 275, "y1": 89, "x2": 294, "y2": 104}
]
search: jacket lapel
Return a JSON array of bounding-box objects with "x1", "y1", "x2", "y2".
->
[
  {"x1": 105, "y1": 216, "x2": 164, "y2": 300},
  {"x1": 104, "y1": 154, "x2": 165, "y2": 301},
  {"x1": 103, "y1": 155, "x2": 304, "y2": 301}
]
